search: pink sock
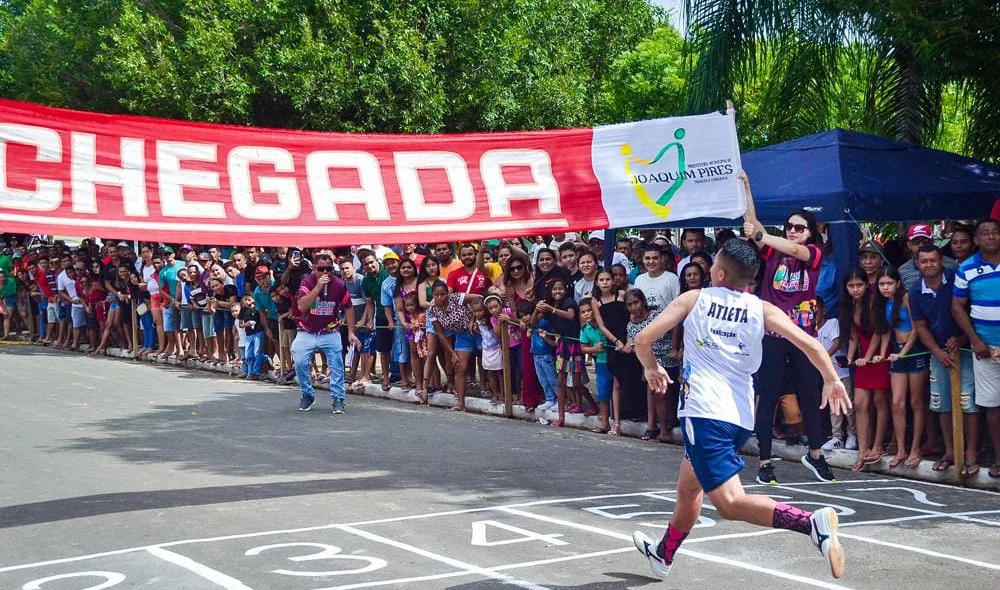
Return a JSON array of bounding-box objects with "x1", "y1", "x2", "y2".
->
[
  {"x1": 772, "y1": 503, "x2": 813, "y2": 535},
  {"x1": 656, "y1": 524, "x2": 689, "y2": 564}
]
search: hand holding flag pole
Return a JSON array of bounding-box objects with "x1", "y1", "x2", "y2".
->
[{"x1": 728, "y1": 99, "x2": 760, "y2": 238}]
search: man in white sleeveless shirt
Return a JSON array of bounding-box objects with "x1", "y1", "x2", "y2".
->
[{"x1": 632, "y1": 238, "x2": 852, "y2": 580}]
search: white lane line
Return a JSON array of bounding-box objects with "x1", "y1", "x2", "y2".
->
[
  {"x1": 146, "y1": 547, "x2": 255, "y2": 590},
  {"x1": 0, "y1": 480, "x2": 975, "y2": 574},
  {"x1": 838, "y1": 533, "x2": 1000, "y2": 570},
  {"x1": 335, "y1": 524, "x2": 553, "y2": 590},
  {"x1": 845, "y1": 487, "x2": 945, "y2": 507},
  {"x1": 773, "y1": 485, "x2": 1000, "y2": 527},
  {"x1": 499, "y1": 508, "x2": 853, "y2": 590},
  {"x1": 309, "y1": 571, "x2": 473, "y2": 590},
  {"x1": 491, "y1": 547, "x2": 634, "y2": 570}
]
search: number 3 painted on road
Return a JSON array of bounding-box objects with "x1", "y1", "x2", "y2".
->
[
  {"x1": 23, "y1": 571, "x2": 125, "y2": 590},
  {"x1": 244, "y1": 542, "x2": 387, "y2": 577}
]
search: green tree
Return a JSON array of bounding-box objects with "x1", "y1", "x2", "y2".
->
[
  {"x1": 684, "y1": 0, "x2": 1000, "y2": 160},
  {"x1": 596, "y1": 25, "x2": 686, "y2": 123},
  {"x1": 0, "y1": 0, "x2": 665, "y2": 133}
]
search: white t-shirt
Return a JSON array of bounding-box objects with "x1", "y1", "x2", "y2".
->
[
  {"x1": 679, "y1": 287, "x2": 765, "y2": 430},
  {"x1": 56, "y1": 269, "x2": 80, "y2": 307},
  {"x1": 633, "y1": 271, "x2": 680, "y2": 312},
  {"x1": 598, "y1": 250, "x2": 631, "y2": 270},
  {"x1": 548, "y1": 232, "x2": 579, "y2": 251},
  {"x1": 574, "y1": 278, "x2": 595, "y2": 303},
  {"x1": 817, "y1": 319, "x2": 850, "y2": 379},
  {"x1": 235, "y1": 321, "x2": 248, "y2": 348}
]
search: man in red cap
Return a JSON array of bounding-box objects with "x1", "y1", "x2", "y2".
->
[
  {"x1": 898, "y1": 224, "x2": 957, "y2": 291},
  {"x1": 252, "y1": 265, "x2": 279, "y2": 370}
]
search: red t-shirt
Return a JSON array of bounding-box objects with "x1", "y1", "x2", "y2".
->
[
  {"x1": 446, "y1": 266, "x2": 491, "y2": 297},
  {"x1": 761, "y1": 244, "x2": 823, "y2": 336},
  {"x1": 297, "y1": 273, "x2": 351, "y2": 333}
]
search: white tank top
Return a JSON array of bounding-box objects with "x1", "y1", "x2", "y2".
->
[{"x1": 679, "y1": 287, "x2": 764, "y2": 430}]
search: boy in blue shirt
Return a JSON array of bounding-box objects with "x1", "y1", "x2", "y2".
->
[
  {"x1": 579, "y1": 297, "x2": 611, "y2": 432},
  {"x1": 521, "y1": 301, "x2": 557, "y2": 412}
]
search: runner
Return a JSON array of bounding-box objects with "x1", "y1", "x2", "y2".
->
[{"x1": 631, "y1": 238, "x2": 851, "y2": 580}]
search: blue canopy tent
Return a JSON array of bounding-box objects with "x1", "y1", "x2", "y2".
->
[{"x1": 609, "y1": 129, "x2": 1000, "y2": 286}]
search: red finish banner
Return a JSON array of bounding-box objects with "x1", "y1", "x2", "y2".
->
[{"x1": 0, "y1": 99, "x2": 745, "y2": 246}]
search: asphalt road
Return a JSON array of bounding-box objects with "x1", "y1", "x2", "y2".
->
[{"x1": 1, "y1": 343, "x2": 998, "y2": 589}]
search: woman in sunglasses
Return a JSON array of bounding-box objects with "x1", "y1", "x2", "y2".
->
[{"x1": 743, "y1": 172, "x2": 834, "y2": 486}]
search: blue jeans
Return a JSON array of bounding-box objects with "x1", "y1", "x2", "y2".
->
[
  {"x1": 534, "y1": 354, "x2": 558, "y2": 403},
  {"x1": 243, "y1": 332, "x2": 264, "y2": 376},
  {"x1": 38, "y1": 300, "x2": 48, "y2": 337},
  {"x1": 291, "y1": 331, "x2": 345, "y2": 402},
  {"x1": 140, "y1": 311, "x2": 155, "y2": 349}
]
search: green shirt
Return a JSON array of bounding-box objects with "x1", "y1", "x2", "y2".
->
[
  {"x1": 361, "y1": 266, "x2": 390, "y2": 327},
  {"x1": 0, "y1": 275, "x2": 16, "y2": 298},
  {"x1": 158, "y1": 260, "x2": 186, "y2": 300},
  {"x1": 0, "y1": 255, "x2": 12, "y2": 277},
  {"x1": 580, "y1": 322, "x2": 607, "y2": 364}
]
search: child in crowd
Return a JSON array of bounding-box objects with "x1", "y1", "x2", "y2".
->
[
  {"x1": 841, "y1": 268, "x2": 890, "y2": 471},
  {"x1": 273, "y1": 284, "x2": 297, "y2": 381},
  {"x1": 238, "y1": 294, "x2": 264, "y2": 379},
  {"x1": 625, "y1": 289, "x2": 671, "y2": 443},
  {"x1": 474, "y1": 296, "x2": 504, "y2": 405},
  {"x1": 230, "y1": 302, "x2": 245, "y2": 368},
  {"x1": 523, "y1": 300, "x2": 558, "y2": 412},
  {"x1": 816, "y1": 296, "x2": 856, "y2": 451},
  {"x1": 579, "y1": 297, "x2": 611, "y2": 433},
  {"x1": 532, "y1": 278, "x2": 581, "y2": 427},
  {"x1": 401, "y1": 292, "x2": 428, "y2": 404},
  {"x1": 872, "y1": 266, "x2": 928, "y2": 469}
]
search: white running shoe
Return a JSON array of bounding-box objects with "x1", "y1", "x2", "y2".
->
[
  {"x1": 845, "y1": 434, "x2": 859, "y2": 450},
  {"x1": 632, "y1": 531, "x2": 671, "y2": 578},
  {"x1": 821, "y1": 437, "x2": 844, "y2": 451},
  {"x1": 809, "y1": 507, "x2": 845, "y2": 579},
  {"x1": 537, "y1": 401, "x2": 556, "y2": 412}
]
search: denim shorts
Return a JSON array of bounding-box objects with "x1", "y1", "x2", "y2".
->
[
  {"x1": 163, "y1": 307, "x2": 178, "y2": 333},
  {"x1": 4, "y1": 296, "x2": 17, "y2": 307},
  {"x1": 928, "y1": 351, "x2": 976, "y2": 413},
  {"x1": 180, "y1": 307, "x2": 194, "y2": 330},
  {"x1": 392, "y1": 324, "x2": 410, "y2": 363},
  {"x1": 889, "y1": 341, "x2": 928, "y2": 374},
  {"x1": 71, "y1": 306, "x2": 87, "y2": 328},
  {"x1": 59, "y1": 302, "x2": 71, "y2": 322},
  {"x1": 213, "y1": 309, "x2": 233, "y2": 333},
  {"x1": 455, "y1": 332, "x2": 481, "y2": 353},
  {"x1": 201, "y1": 311, "x2": 216, "y2": 338}
]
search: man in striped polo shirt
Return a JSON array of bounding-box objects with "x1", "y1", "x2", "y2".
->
[{"x1": 952, "y1": 218, "x2": 1000, "y2": 479}]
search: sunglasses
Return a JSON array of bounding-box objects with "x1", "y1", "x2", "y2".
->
[
  {"x1": 785, "y1": 223, "x2": 809, "y2": 233},
  {"x1": 315, "y1": 266, "x2": 333, "y2": 272},
  {"x1": 509, "y1": 264, "x2": 525, "y2": 271}
]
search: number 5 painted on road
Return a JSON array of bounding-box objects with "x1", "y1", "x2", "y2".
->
[{"x1": 244, "y1": 542, "x2": 387, "y2": 577}]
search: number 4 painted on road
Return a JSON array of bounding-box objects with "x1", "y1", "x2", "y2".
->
[{"x1": 471, "y1": 520, "x2": 569, "y2": 546}]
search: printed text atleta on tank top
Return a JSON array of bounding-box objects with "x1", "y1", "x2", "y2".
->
[{"x1": 705, "y1": 301, "x2": 749, "y2": 323}]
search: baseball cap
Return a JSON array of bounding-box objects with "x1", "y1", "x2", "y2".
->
[
  {"x1": 859, "y1": 240, "x2": 883, "y2": 255},
  {"x1": 907, "y1": 224, "x2": 933, "y2": 241},
  {"x1": 179, "y1": 244, "x2": 194, "y2": 251},
  {"x1": 161, "y1": 246, "x2": 175, "y2": 254},
  {"x1": 254, "y1": 265, "x2": 270, "y2": 277},
  {"x1": 382, "y1": 251, "x2": 400, "y2": 261},
  {"x1": 588, "y1": 230, "x2": 606, "y2": 242},
  {"x1": 117, "y1": 241, "x2": 131, "y2": 248}
]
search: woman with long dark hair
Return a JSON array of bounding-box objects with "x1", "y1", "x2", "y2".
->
[{"x1": 745, "y1": 177, "x2": 835, "y2": 484}]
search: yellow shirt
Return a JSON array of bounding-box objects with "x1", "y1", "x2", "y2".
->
[{"x1": 484, "y1": 262, "x2": 504, "y2": 282}]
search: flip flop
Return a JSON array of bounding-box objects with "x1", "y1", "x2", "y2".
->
[
  {"x1": 904, "y1": 455, "x2": 923, "y2": 469},
  {"x1": 889, "y1": 455, "x2": 907, "y2": 469},
  {"x1": 932, "y1": 459, "x2": 954, "y2": 472},
  {"x1": 988, "y1": 463, "x2": 1000, "y2": 479},
  {"x1": 864, "y1": 451, "x2": 886, "y2": 466},
  {"x1": 608, "y1": 425, "x2": 620, "y2": 437},
  {"x1": 962, "y1": 461, "x2": 980, "y2": 477},
  {"x1": 851, "y1": 457, "x2": 866, "y2": 472},
  {"x1": 640, "y1": 428, "x2": 660, "y2": 441}
]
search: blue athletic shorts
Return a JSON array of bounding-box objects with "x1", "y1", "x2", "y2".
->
[
  {"x1": 358, "y1": 329, "x2": 377, "y2": 355},
  {"x1": 681, "y1": 417, "x2": 753, "y2": 493},
  {"x1": 594, "y1": 362, "x2": 612, "y2": 403}
]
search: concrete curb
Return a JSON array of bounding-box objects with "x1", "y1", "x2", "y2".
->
[{"x1": 11, "y1": 339, "x2": 1000, "y2": 492}]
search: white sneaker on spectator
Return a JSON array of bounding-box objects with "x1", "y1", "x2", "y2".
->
[
  {"x1": 821, "y1": 437, "x2": 844, "y2": 451},
  {"x1": 845, "y1": 434, "x2": 858, "y2": 450},
  {"x1": 537, "y1": 401, "x2": 556, "y2": 411}
]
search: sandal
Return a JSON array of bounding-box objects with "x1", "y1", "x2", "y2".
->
[
  {"x1": 904, "y1": 455, "x2": 922, "y2": 469},
  {"x1": 864, "y1": 450, "x2": 886, "y2": 466},
  {"x1": 962, "y1": 461, "x2": 980, "y2": 477},
  {"x1": 641, "y1": 428, "x2": 660, "y2": 441},
  {"x1": 381, "y1": 383, "x2": 392, "y2": 392},
  {"x1": 591, "y1": 427, "x2": 610, "y2": 434},
  {"x1": 608, "y1": 425, "x2": 620, "y2": 437},
  {"x1": 989, "y1": 463, "x2": 1000, "y2": 479},
  {"x1": 889, "y1": 454, "x2": 907, "y2": 469},
  {"x1": 932, "y1": 458, "x2": 954, "y2": 472},
  {"x1": 851, "y1": 456, "x2": 866, "y2": 472}
]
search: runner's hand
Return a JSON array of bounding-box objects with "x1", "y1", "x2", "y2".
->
[
  {"x1": 821, "y1": 379, "x2": 852, "y2": 415},
  {"x1": 644, "y1": 365, "x2": 672, "y2": 395}
]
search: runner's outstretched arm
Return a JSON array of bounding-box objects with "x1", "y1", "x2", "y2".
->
[
  {"x1": 635, "y1": 290, "x2": 700, "y2": 394},
  {"x1": 761, "y1": 301, "x2": 852, "y2": 415}
]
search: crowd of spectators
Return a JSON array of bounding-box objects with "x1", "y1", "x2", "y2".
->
[{"x1": 1, "y1": 214, "x2": 996, "y2": 482}]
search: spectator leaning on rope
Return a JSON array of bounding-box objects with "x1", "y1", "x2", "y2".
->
[
  {"x1": 951, "y1": 218, "x2": 1000, "y2": 479},
  {"x1": 898, "y1": 224, "x2": 958, "y2": 291}
]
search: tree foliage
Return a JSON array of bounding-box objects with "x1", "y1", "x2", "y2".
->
[{"x1": 0, "y1": 0, "x2": 665, "y2": 132}]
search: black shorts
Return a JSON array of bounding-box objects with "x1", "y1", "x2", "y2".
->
[
  {"x1": 376, "y1": 326, "x2": 393, "y2": 354},
  {"x1": 268, "y1": 318, "x2": 279, "y2": 338}
]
